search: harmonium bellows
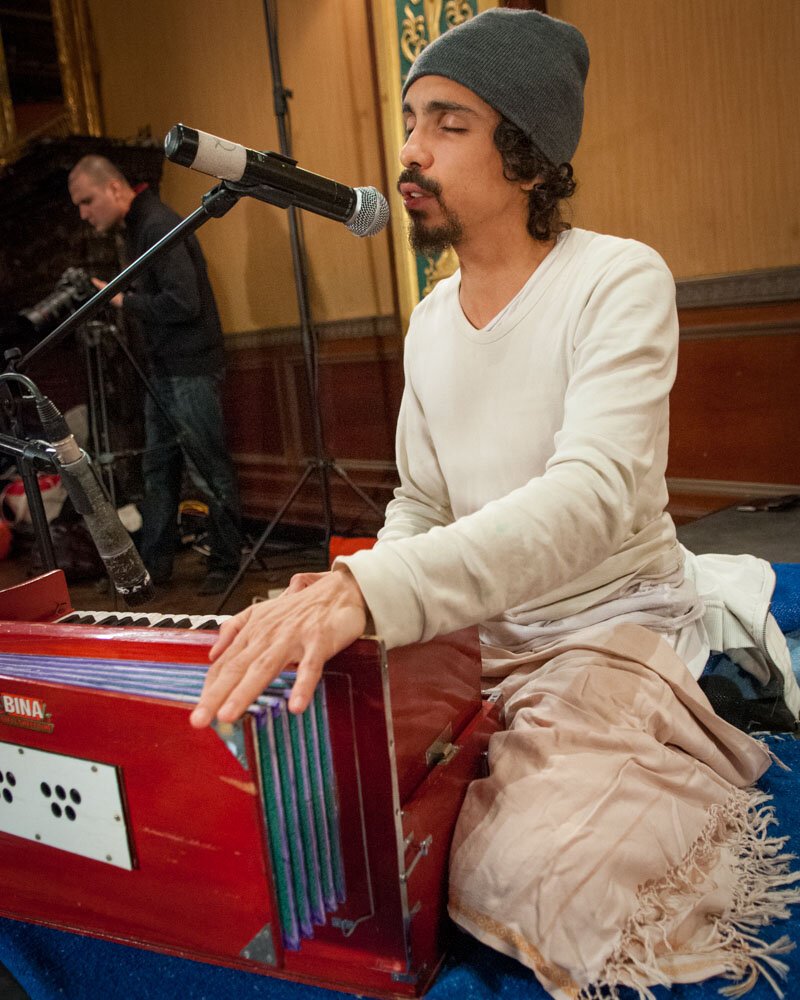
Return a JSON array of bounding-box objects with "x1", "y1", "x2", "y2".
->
[{"x1": 0, "y1": 570, "x2": 500, "y2": 998}]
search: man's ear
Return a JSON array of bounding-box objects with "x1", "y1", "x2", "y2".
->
[{"x1": 520, "y1": 175, "x2": 543, "y2": 192}]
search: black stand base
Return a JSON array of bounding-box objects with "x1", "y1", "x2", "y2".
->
[{"x1": 216, "y1": 458, "x2": 384, "y2": 613}]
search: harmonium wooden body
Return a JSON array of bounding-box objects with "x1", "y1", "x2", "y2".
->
[{"x1": 0, "y1": 570, "x2": 500, "y2": 998}]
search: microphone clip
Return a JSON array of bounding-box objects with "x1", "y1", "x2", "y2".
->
[
  {"x1": 200, "y1": 179, "x2": 295, "y2": 218},
  {"x1": 226, "y1": 180, "x2": 296, "y2": 211}
]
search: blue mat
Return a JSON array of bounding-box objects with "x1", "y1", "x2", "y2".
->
[
  {"x1": 772, "y1": 563, "x2": 800, "y2": 633},
  {"x1": 3, "y1": 564, "x2": 800, "y2": 1000},
  {"x1": 2, "y1": 732, "x2": 799, "y2": 1000}
]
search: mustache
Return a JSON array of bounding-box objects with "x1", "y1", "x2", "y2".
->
[{"x1": 397, "y1": 168, "x2": 442, "y2": 197}]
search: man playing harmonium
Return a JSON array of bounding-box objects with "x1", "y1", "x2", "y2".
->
[{"x1": 190, "y1": 10, "x2": 800, "y2": 999}]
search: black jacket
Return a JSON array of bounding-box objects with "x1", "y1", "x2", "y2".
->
[{"x1": 121, "y1": 188, "x2": 224, "y2": 377}]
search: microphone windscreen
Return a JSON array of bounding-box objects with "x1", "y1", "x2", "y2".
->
[
  {"x1": 100, "y1": 547, "x2": 155, "y2": 606},
  {"x1": 347, "y1": 187, "x2": 390, "y2": 238},
  {"x1": 59, "y1": 453, "x2": 154, "y2": 607}
]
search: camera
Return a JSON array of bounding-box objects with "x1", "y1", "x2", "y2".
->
[{"x1": 19, "y1": 267, "x2": 96, "y2": 335}]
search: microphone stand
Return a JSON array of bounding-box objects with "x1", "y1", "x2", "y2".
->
[
  {"x1": 16, "y1": 184, "x2": 244, "y2": 372},
  {"x1": 7, "y1": 133, "x2": 386, "y2": 612},
  {"x1": 0, "y1": 430, "x2": 58, "y2": 573},
  {"x1": 7, "y1": 183, "x2": 255, "y2": 593},
  {"x1": 212, "y1": 0, "x2": 386, "y2": 613}
]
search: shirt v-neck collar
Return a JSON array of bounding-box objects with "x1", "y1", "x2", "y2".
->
[{"x1": 455, "y1": 228, "x2": 577, "y2": 344}]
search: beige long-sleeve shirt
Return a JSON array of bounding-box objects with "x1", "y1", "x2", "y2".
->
[{"x1": 339, "y1": 228, "x2": 683, "y2": 653}]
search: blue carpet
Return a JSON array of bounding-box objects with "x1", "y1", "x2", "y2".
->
[
  {"x1": 771, "y1": 563, "x2": 800, "y2": 633},
  {"x1": 2, "y1": 731, "x2": 799, "y2": 1000},
  {"x1": 3, "y1": 564, "x2": 800, "y2": 1000}
]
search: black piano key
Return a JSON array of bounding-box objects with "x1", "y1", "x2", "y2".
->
[
  {"x1": 150, "y1": 617, "x2": 191, "y2": 629},
  {"x1": 58, "y1": 612, "x2": 219, "y2": 630}
]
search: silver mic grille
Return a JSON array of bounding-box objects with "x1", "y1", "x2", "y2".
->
[{"x1": 347, "y1": 187, "x2": 390, "y2": 238}]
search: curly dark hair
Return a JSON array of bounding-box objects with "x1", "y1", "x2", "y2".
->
[{"x1": 493, "y1": 118, "x2": 577, "y2": 242}]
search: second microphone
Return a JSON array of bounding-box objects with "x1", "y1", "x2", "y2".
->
[{"x1": 164, "y1": 124, "x2": 390, "y2": 238}]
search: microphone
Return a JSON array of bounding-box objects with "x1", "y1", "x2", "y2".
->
[
  {"x1": 36, "y1": 397, "x2": 154, "y2": 606},
  {"x1": 164, "y1": 124, "x2": 390, "y2": 238}
]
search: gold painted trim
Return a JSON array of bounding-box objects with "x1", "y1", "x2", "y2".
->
[
  {"x1": 51, "y1": 0, "x2": 103, "y2": 135},
  {"x1": 445, "y1": 1, "x2": 476, "y2": 28},
  {"x1": 422, "y1": 246, "x2": 459, "y2": 297},
  {"x1": 370, "y1": 1, "x2": 496, "y2": 328},
  {"x1": 0, "y1": 0, "x2": 102, "y2": 167},
  {"x1": 0, "y1": 27, "x2": 15, "y2": 149},
  {"x1": 369, "y1": 0, "x2": 421, "y2": 334}
]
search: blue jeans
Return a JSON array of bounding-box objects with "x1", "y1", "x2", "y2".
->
[{"x1": 139, "y1": 373, "x2": 241, "y2": 582}]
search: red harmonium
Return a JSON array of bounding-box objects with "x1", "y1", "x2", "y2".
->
[{"x1": 0, "y1": 571, "x2": 500, "y2": 998}]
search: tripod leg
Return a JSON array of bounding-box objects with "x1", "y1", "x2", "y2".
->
[
  {"x1": 328, "y1": 461, "x2": 387, "y2": 519},
  {"x1": 215, "y1": 463, "x2": 316, "y2": 614},
  {"x1": 139, "y1": 390, "x2": 184, "y2": 584},
  {"x1": 90, "y1": 330, "x2": 117, "y2": 505},
  {"x1": 20, "y1": 456, "x2": 56, "y2": 571}
]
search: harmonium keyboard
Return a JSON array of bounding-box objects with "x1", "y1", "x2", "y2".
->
[{"x1": 0, "y1": 570, "x2": 501, "y2": 998}]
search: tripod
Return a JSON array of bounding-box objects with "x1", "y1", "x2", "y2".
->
[
  {"x1": 79, "y1": 318, "x2": 144, "y2": 509},
  {"x1": 79, "y1": 312, "x2": 254, "y2": 577},
  {"x1": 214, "y1": 0, "x2": 386, "y2": 612},
  {"x1": 14, "y1": 216, "x2": 253, "y2": 597}
]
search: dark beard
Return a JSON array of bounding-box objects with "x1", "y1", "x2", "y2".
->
[
  {"x1": 407, "y1": 213, "x2": 463, "y2": 256},
  {"x1": 399, "y1": 167, "x2": 463, "y2": 256}
]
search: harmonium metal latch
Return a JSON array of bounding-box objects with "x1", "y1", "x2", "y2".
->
[
  {"x1": 401, "y1": 831, "x2": 433, "y2": 884},
  {"x1": 425, "y1": 722, "x2": 460, "y2": 767}
]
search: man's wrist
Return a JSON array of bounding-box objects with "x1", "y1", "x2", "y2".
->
[{"x1": 332, "y1": 564, "x2": 374, "y2": 633}]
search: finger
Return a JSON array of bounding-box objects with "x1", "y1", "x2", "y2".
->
[
  {"x1": 192, "y1": 652, "x2": 266, "y2": 729},
  {"x1": 90, "y1": 277, "x2": 105, "y2": 289},
  {"x1": 286, "y1": 640, "x2": 328, "y2": 714},
  {"x1": 209, "y1": 610, "x2": 250, "y2": 662},
  {"x1": 201, "y1": 625, "x2": 299, "y2": 722},
  {"x1": 284, "y1": 571, "x2": 325, "y2": 595},
  {"x1": 214, "y1": 645, "x2": 296, "y2": 723},
  {"x1": 199, "y1": 601, "x2": 295, "y2": 725},
  {"x1": 190, "y1": 658, "x2": 232, "y2": 727},
  {"x1": 192, "y1": 623, "x2": 257, "y2": 728}
]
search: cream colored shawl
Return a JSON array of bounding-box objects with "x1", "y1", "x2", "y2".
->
[{"x1": 449, "y1": 624, "x2": 800, "y2": 999}]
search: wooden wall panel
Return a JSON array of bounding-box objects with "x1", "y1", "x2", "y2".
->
[
  {"x1": 549, "y1": 0, "x2": 800, "y2": 280},
  {"x1": 225, "y1": 286, "x2": 800, "y2": 533},
  {"x1": 669, "y1": 329, "x2": 800, "y2": 483},
  {"x1": 666, "y1": 291, "x2": 800, "y2": 522},
  {"x1": 86, "y1": 0, "x2": 395, "y2": 333},
  {"x1": 224, "y1": 324, "x2": 403, "y2": 534},
  {"x1": 297, "y1": 345, "x2": 404, "y2": 461},
  {"x1": 222, "y1": 355, "x2": 286, "y2": 458}
]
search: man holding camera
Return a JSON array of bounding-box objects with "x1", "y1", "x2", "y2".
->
[{"x1": 68, "y1": 155, "x2": 242, "y2": 595}]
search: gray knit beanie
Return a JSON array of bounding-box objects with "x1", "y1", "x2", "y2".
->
[{"x1": 402, "y1": 8, "x2": 589, "y2": 166}]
